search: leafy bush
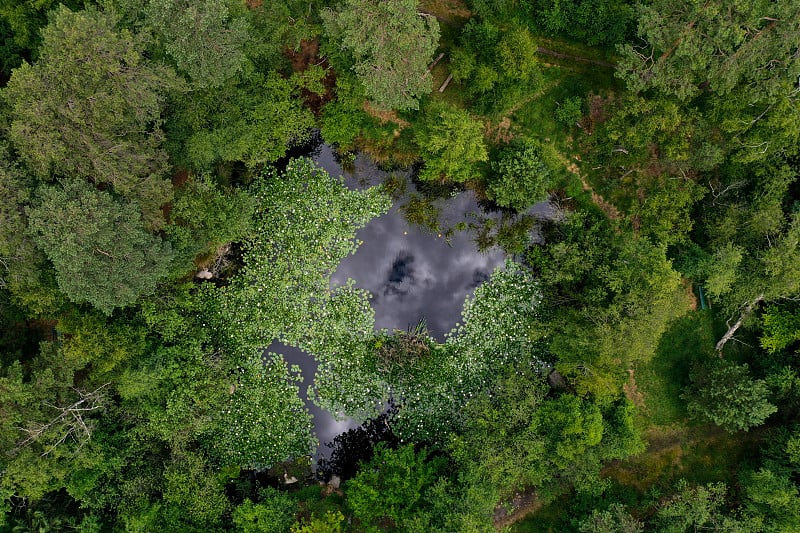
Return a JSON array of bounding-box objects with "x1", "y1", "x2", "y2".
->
[{"x1": 488, "y1": 139, "x2": 555, "y2": 210}]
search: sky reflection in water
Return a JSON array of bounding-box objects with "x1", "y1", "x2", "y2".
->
[{"x1": 272, "y1": 144, "x2": 506, "y2": 457}]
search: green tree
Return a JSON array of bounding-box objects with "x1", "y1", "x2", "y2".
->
[
  {"x1": 488, "y1": 138, "x2": 555, "y2": 210},
  {"x1": 345, "y1": 443, "x2": 446, "y2": 531},
  {"x1": 0, "y1": 0, "x2": 84, "y2": 51},
  {"x1": 4, "y1": 6, "x2": 184, "y2": 228},
  {"x1": 617, "y1": 0, "x2": 800, "y2": 161},
  {"x1": 322, "y1": 0, "x2": 439, "y2": 111},
  {"x1": 0, "y1": 143, "x2": 63, "y2": 315},
  {"x1": 26, "y1": 180, "x2": 174, "y2": 315},
  {"x1": 683, "y1": 359, "x2": 776, "y2": 432},
  {"x1": 291, "y1": 511, "x2": 345, "y2": 533},
  {"x1": 656, "y1": 480, "x2": 760, "y2": 533},
  {"x1": 449, "y1": 20, "x2": 542, "y2": 115},
  {"x1": 580, "y1": 503, "x2": 644, "y2": 533},
  {"x1": 233, "y1": 488, "x2": 296, "y2": 533},
  {"x1": 160, "y1": 452, "x2": 229, "y2": 529},
  {"x1": 761, "y1": 306, "x2": 800, "y2": 354},
  {"x1": 165, "y1": 174, "x2": 256, "y2": 272},
  {"x1": 742, "y1": 468, "x2": 800, "y2": 532},
  {"x1": 181, "y1": 71, "x2": 314, "y2": 169},
  {"x1": 527, "y1": 211, "x2": 686, "y2": 400},
  {"x1": 144, "y1": 0, "x2": 249, "y2": 89},
  {"x1": 415, "y1": 102, "x2": 488, "y2": 182}
]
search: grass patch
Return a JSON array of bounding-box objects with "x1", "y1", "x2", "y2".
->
[
  {"x1": 512, "y1": 493, "x2": 574, "y2": 533},
  {"x1": 634, "y1": 310, "x2": 716, "y2": 427},
  {"x1": 603, "y1": 424, "x2": 765, "y2": 496}
]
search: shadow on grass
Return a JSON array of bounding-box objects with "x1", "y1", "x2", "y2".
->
[{"x1": 635, "y1": 309, "x2": 716, "y2": 426}]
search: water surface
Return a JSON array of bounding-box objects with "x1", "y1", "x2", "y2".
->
[{"x1": 273, "y1": 143, "x2": 507, "y2": 457}]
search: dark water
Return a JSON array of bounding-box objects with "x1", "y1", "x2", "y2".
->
[{"x1": 271, "y1": 144, "x2": 509, "y2": 457}]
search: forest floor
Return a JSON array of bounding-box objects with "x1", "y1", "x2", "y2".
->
[{"x1": 493, "y1": 488, "x2": 543, "y2": 530}]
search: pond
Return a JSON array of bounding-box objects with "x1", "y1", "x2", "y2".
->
[{"x1": 270, "y1": 141, "x2": 539, "y2": 458}]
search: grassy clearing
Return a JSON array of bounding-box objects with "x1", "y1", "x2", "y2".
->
[
  {"x1": 604, "y1": 423, "x2": 764, "y2": 493},
  {"x1": 513, "y1": 307, "x2": 765, "y2": 529},
  {"x1": 634, "y1": 310, "x2": 716, "y2": 427}
]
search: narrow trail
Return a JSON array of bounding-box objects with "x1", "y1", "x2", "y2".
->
[{"x1": 536, "y1": 47, "x2": 617, "y2": 69}]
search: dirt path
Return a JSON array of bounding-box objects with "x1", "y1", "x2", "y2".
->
[
  {"x1": 493, "y1": 488, "x2": 543, "y2": 530},
  {"x1": 561, "y1": 155, "x2": 622, "y2": 220},
  {"x1": 536, "y1": 47, "x2": 616, "y2": 69}
]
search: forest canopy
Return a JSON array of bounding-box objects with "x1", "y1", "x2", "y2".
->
[{"x1": 0, "y1": 0, "x2": 799, "y2": 531}]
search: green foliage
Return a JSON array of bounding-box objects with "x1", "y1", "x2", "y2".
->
[
  {"x1": 145, "y1": 0, "x2": 250, "y2": 88},
  {"x1": 527, "y1": 211, "x2": 686, "y2": 400},
  {"x1": 535, "y1": 394, "x2": 604, "y2": 470},
  {"x1": 322, "y1": 0, "x2": 439, "y2": 111},
  {"x1": 4, "y1": 6, "x2": 184, "y2": 229},
  {"x1": 58, "y1": 310, "x2": 148, "y2": 377},
  {"x1": 741, "y1": 468, "x2": 800, "y2": 532},
  {"x1": 594, "y1": 95, "x2": 718, "y2": 173},
  {"x1": 26, "y1": 180, "x2": 174, "y2": 315},
  {"x1": 452, "y1": 359, "x2": 642, "y2": 501},
  {"x1": 0, "y1": 0, "x2": 85, "y2": 51},
  {"x1": 291, "y1": 510, "x2": 345, "y2": 533},
  {"x1": 629, "y1": 175, "x2": 705, "y2": 247},
  {"x1": 0, "y1": 341, "x2": 108, "y2": 506},
  {"x1": 488, "y1": 138, "x2": 556, "y2": 211},
  {"x1": 0, "y1": 143, "x2": 63, "y2": 316},
  {"x1": 450, "y1": 19, "x2": 542, "y2": 115},
  {"x1": 470, "y1": 0, "x2": 634, "y2": 47},
  {"x1": 165, "y1": 174, "x2": 256, "y2": 271},
  {"x1": 555, "y1": 96, "x2": 585, "y2": 126},
  {"x1": 415, "y1": 102, "x2": 488, "y2": 182},
  {"x1": 319, "y1": 72, "x2": 370, "y2": 149},
  {"x1": 233, "y1": 488, "x2": 296, "y2": 533},
  {"x1": 160, "y1": 452, "x2": 229, "y2": 529},
  {"x1": 182, "y1": 71, "x2": 314, "y2": 168},
  {"x1": 617, "y1": 0, "x2": 800, "y2": 161},
  {"x1": 655, "y1": 480, "x2": 759, "y2": 533},
  {"x1": 703, "y1": 243, "x2": 745, "y2": 300},
  {"x1": 579, "y1": 503, "x2": 644, "y2": 533},
  {"x1": 761, "y1": 306, "x2": 800, "y2": 354},
  {"x1": 683, "y1": 359, "x2": 777, "y2": 432},
  {"x1": 345, "y1": 443, "x2": 446, "y2": 531}
]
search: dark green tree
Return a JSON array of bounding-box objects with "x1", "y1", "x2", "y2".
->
[
  {"x1": 579, "y1": 503, "x2": 644, "y2": 533},
  {"x1": 655, "y1": 480, "x2": 761, "y2": 533},
  {"x1": 683, "y1": 359, "x2": 776, "y2": 432},
  {"x1": 617, "y1": 0, "x2": 800, "y2": 161},
  {"x1": 144, "y1": 0, "x2": 250, "y2": 88},
  {"x1": 5, "y1": 6, "x2": 184, "y2": 228},
  {"x1": 26, "y1": 179, "x2": 174, "y2": 315},
  {"x1": 322, "y1": 0, "x2": 439, "y2": 111},
  {"x1": 181, "y1": 71, "x2": 314, "y2": 169},
  {"x1": 345, "y1": 443, "x2": 447, "y2": 531},
  {"x1": 0, "y1": 144, "x2": 63, "y2": 315},
  {"x1": 0, "y1": 0, "x2": 84, "y2": 52}
]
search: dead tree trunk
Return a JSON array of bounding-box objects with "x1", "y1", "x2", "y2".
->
[{"x1": 715, "y1": 294, "x2": 765, "y2": 354}]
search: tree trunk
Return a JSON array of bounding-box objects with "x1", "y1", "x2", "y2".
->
[{"x1": 715, "y1": 294, "x2": 765, "y2": 354}]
